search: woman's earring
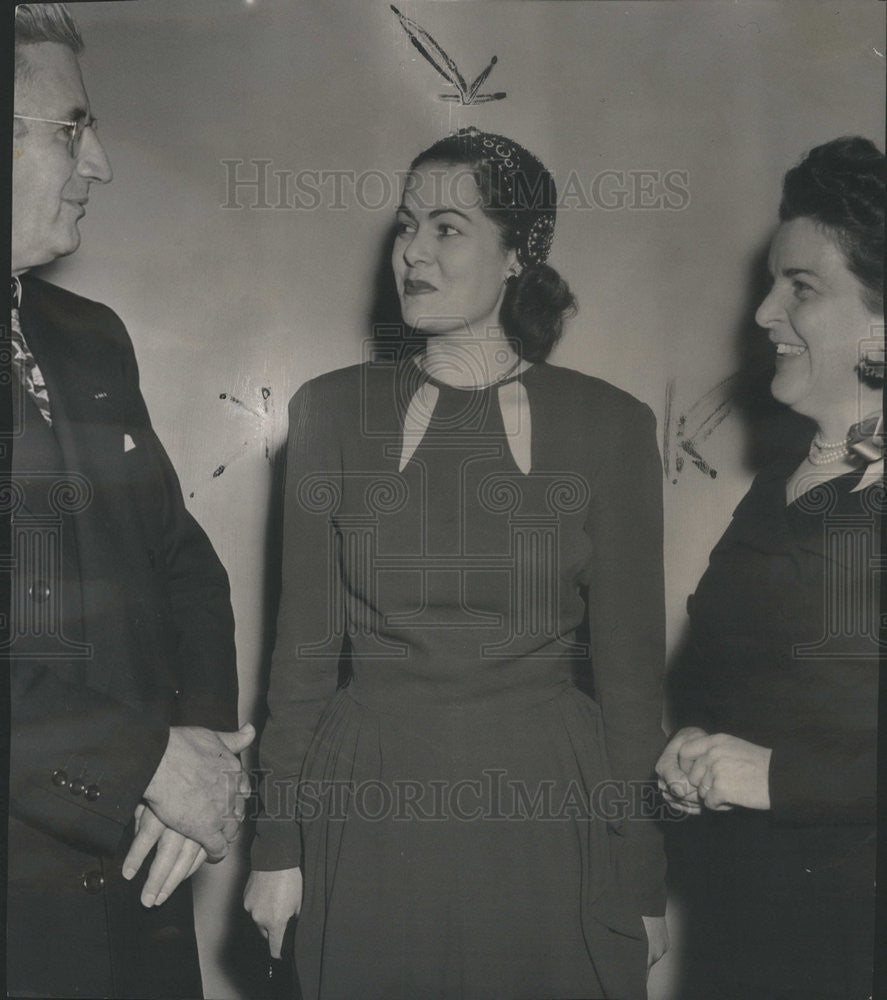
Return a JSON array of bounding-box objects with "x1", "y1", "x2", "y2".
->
[{"x1": 856, "y1": 342, "x2": 885, "y2": 386}]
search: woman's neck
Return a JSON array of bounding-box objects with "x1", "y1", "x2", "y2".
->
[
  {"x1": 421, "y1": 329, "x2": 527, "y2": 388},
  {"x1": 806, "y1": 386, "x2": 881, "y2": 443},
  {"x1": 785, "y1": 392, "x2": 881, "y2": 504}
]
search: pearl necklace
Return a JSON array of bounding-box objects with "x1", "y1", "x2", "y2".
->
[{"x1": 808, "y1": 433, "x2": 852, "y2": 466}]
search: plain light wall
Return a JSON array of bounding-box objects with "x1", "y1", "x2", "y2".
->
[{"x1": 40, "y1": 2, "x2": 885, "y2": 997}]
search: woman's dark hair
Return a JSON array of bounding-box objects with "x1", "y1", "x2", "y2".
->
[
  {"x1": 779, "y1": 136, "x2": 885, "y2": 313},
  {"x1": 409, "y1": 129, "x2": 577, "y2": 363}
]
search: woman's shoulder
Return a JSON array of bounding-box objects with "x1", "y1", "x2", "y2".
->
[
  {"x1": 731, "y1": 459, "x2": 884, "y2": 528},
  {"x1": 529, "y1": 362, "x2": 655, "y2": 427},
  {"x1": 295, "y1": 362, "x2": 365, "y2": 394},
  {"x1": 289, "y1": 362, "x2": 385, "y2": 410}
]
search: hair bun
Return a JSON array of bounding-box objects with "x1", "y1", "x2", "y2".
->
[{"x1": 500, "y1": 263, "x2": 577, "y2": 363}]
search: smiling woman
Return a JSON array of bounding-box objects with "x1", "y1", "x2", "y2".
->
[
  {"x1": 760, "y1": 218, "x2": 881, "y2": 446},
  {"x1": 245, "y1": 128, "x2": 669, "y2": 1000},
  {"x1": 658, "y1": 136, "x2": 885, "y2": 1000},
  {"x1": 763, "y1": 139, "x2": 884, "y2": 498}
]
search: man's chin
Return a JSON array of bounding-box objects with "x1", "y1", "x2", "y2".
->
[
  {"x1": 42, "y1": 235, "x2": 82, "y2": 268},
  {"x1": 56, "y1": 231, "x2": 83, "y2": 259},
  {"x1": 14, "y1": 236, "x2": 81, "y2": 273}
]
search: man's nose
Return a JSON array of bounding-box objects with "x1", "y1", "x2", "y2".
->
[{"x1": 77, "y1": 125, "x2": 112, "y2": 184}]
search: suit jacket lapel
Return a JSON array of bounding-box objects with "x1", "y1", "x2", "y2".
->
[{"x1": 10, "y1": 375, "x2": 67, "y2": 511}]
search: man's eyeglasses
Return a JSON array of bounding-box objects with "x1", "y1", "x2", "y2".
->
[{"x1": 13, "y1": 113, "x2": 99, "y2": 156}]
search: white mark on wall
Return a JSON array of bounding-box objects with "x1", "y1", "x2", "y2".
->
[{"x1": 188, "y1": 385, "x2": 276, "y2": 497}]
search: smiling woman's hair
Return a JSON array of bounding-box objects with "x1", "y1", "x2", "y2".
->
[
  {"x1": 779, "y1": 137, "x2": 885, "y2": 314},
  {"x1": 15, "y1": 4, "x2": 83, "y2": 85},
  {"x1": 409, "y1": 129, "x2": 577, "y2": 363}
]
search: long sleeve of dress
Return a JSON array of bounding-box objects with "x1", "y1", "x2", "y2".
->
[
  {"x1": 583, "y1": 398, "x2": 667, "y2": 931},
  {"x1": 252, "y1": 379, "x2": 344, "y2": 871}
]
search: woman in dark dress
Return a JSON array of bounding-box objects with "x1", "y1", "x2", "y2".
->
[
  {"x1": 244, "y1": 129, "x2": 669, "y2": 999},
  {"x1": 657, "y1": 136, "x2": 884, "y2": 1000}
]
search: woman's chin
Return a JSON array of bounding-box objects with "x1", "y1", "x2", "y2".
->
[{"x1": 769, "y1": 365, "x2": 811, "y2": 410}]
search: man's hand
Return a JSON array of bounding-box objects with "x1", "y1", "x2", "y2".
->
[
  {"x1": 678, "y1": 732, "x2": 772, "y2": 811},
  {"x1": 143, "y1": 723, "x2": 255, "y2": 861},
  {"x1": 655, "y1": 726, "x2": 708, "y2": 814},
  {"x1": 122, "y1": 803, "x2": 206, "y2": 906},
  {"x1": 244, "y1": 868, "x2": 303, "y2": 959}
]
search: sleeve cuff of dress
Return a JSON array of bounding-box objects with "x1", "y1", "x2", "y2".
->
[
  {"x1": 590, "y1": 883, "x2": 666, "y2": 939},
  {"x1": 250, "y1": 814, "x2": 302, "y2": 871},
  {"x1": 588, "y1": 822, "x2": 666, "y2": 938}
]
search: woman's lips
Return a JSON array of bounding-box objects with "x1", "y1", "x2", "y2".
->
[
  {"x1": 774, "y1": 342, "x2": 807, "y2": 356},
  {"x1": 403, "y1": 278, "x2": 437, "y2": 295}
]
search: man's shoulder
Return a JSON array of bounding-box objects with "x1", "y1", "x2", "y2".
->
[{"x1": 21, "y1": 274, "x2": 128, "y2": 340}]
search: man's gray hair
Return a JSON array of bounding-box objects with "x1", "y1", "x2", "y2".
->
[{"x1": 15, "y1": 4, "x2": 83, "y2": 82}]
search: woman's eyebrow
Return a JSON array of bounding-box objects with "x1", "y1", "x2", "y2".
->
[{"x1": 429, "y1": 208, "x2": 472, "y2": 222}]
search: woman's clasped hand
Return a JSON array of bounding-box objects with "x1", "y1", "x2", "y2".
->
[{"x1": 656, "y1": 728, "x2": 773, "y2": 813}]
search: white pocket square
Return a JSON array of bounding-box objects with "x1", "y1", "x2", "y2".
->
[{"x1": 123, "y1": 433, "x2": 136, "y2": 452}]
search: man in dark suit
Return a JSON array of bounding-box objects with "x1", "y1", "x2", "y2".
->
[{"x1": 7, "y1": 5, "x2": 254, "y2": 996}]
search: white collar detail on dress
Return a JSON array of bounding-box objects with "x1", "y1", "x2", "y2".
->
[
  {"x1": 496, "y1": 377, "x2": 532, "y2": 474},
  {"x1": 398, "y1": 377, "x2": 533, "y2": 475},
  {"x1": 850, "y1": 458, "x2": 884, "y2": 493},
  {"x1": 399, "y1": 381, "x2": 440, "y2": 472}
]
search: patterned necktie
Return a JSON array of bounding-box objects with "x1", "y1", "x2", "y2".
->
[{"x1": 10, "y1": 277, "x2": 53, "y2": 426}]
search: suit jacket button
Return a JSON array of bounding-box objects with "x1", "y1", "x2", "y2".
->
[
  {"x1": 85, "y1": 784, "x2": 101, "y2": 801},
  {"x1": 29, "y1": 580, "x2": 51, "y2": 602},
  {"x1": 70, "y1": 778, "x2": 86, "y2": 796},
  {"x1": 51, "y1": 769, "x2": 68, "y2": 787},
  {"x1": 81, "y1": 871, "x2": 105, "y2": 894}
]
